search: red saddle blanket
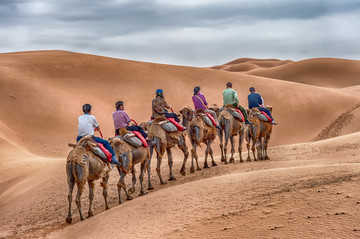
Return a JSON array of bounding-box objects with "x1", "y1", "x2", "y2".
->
[
  {"x1": 260, "y1": 111, "x2": 272, "y2": 123},
  {"x1": 132, "y1": 131, "x2": 148, "y2": 148},
  {"x1": 234, "y1": 109, "x2": 245, "y2": 122},
  {"x1": 97, "y1": 143, "x2": 112, "y2": 162},
  {"x1": 167, "y1": 118, "x2": 184, "y2": 131},
  {"x1": 205, "y1": 113, "x2": 217, "y2": 126}
]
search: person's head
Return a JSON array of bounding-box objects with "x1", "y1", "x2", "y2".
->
[
  {"x1": 193, "y1": 86, "x2": 200, "y2": 95},
  {"x1": 226, "y1": 82, "x2": 232, "y2": 88},
  {"x1": 82, "y1": 103, "x2": 91, "y2": 114},
  {"x1": 249, "y1": 87, "x2": 255, "y2": 93},
  {"x1": 115, "y1": 101, "x2": 124, "y2": 110},
  {"x1": 156, "y1": 89, "x2": 164, "y2": 98}
]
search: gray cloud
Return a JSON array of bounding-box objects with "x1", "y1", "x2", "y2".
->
[{"x1": 1, "y1": 0, "x2": 360, "y2": 66}]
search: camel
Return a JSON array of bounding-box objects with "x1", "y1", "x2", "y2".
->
[
  {"x1": 184, "y1": 108, "x2": 217, "y2": 173},
  {"x1": 66, "y1": 135, "x2": 113, "y2": 223},
  {"x1": 142, "y1": 116, "x2": 189, "y2": 185},
  {"x1": 246, "y1": 106, "x2": 273, "y2": 161},
  {"x1": 216, "y1": 104, "x2": 246, "y2": 164},
  {"x1": 109, "y1": 130, "x2": 149, "y2": 204}
]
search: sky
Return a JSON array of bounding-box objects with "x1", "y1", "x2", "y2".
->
[{"x1": 1, "y1": 0, "x2": 360, "y2": 66}]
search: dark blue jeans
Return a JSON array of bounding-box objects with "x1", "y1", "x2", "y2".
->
[
  {"x1": 165, "y1": 112, "x2": 180, "y2": 122},
  {"x1": 258, "y1": 107, "x2": 274, "y2": 120},
  {"x1": 76, "y1": 135, "x2": 115, "y2": 156},
  {"x1": 115, "y1": 126, "x2": 148, "y2": 138},
  {"x1": 127, "y1": 126, "x2": 148, "y2": 138}
]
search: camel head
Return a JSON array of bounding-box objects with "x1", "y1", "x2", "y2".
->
[
  {"x1": 179, "y1": 106, "x2": 193, "y2": 121},
  {"x1": 109, "y1": 137, "x2": 132, "y2": 173}
]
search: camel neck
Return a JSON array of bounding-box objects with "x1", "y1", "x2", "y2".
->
[{"x1": 182, "y1": 116, "x2": 190, "y2": 127}]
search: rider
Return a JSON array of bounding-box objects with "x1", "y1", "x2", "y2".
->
[
  {"x1": 77, "y1": 103, "x2": 121, "y2": 165},
  {"x1": 112, "y1": 101, "x2": 154, "y2": 145},
  {"x1": 222, "y1": 82, "x2": 251, "y2": 124},
  {"x1": 192, "y1": 86, "x2": 222, "y2": 129},
  {"x1": 151, "y1": 89, "x2": 184, "y2": 125},
  {"x1": 248, "y1": 87, "x2": 278, "y2": 125}
]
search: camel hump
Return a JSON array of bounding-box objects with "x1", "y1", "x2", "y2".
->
[
  {"x1": 224, "y1": 104, "x2": 235, "y2": 109},
  {"x1": 194, "y1": 108, "x2": 204, "y2": 115},
  {"x1": 153, "y1": 116, "x2": 167, "y2": 123}
]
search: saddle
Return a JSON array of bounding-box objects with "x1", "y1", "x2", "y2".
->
[
  {"x1": 90, "y1": 143, "x2": 112, "y2": 163},
  {"x1": 226, "y1": 108, "x2": 245, "y2": 122},
  {"x1": 253, "y1": 110, "x2": 272, "y2": 123},
  {"x1": 157, "y1": 118, "x2": 184, "y2": 132},
  {"x1": 201, "y1": 113, "x2": 216, "y2": 128},
  {"x1": 118, "y1": 130, "x2": 148, "y2": 148}
]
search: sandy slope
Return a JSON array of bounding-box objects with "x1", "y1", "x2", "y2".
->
[
  {"x1": 47, "y1": 132, "x2": 360, "y2": 239},
  {"x1": 1, "y1": 51, "x2": 360, "y2": 238},
  {"x1": 1, "y1": 51, "x2": 360, "y2": 158}
]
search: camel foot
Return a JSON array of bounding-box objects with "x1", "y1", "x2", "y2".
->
[
  {"x1": 87, "y1": 211, "x2": 94, "y2": 218},
  {"x1": 128, "y1": 187, "x2": 135, "y2": 194},
  {"x1": 168, "y1": 176, "x2": 176, "y2": 181},
  {"x1": 148, "y1": 186, "x2": 155, "y2": 190},
  {"x1": 105, "y1": 205, "x2": 110, "y2": 210},
  {"x1": 126, "y1": 196, "x2": 133, "y2": 201},
  {"x1": 240, "y1": 159, "x2": 244, "y2": 163},
  {"x1": 180, "y1": 169, "x2": 186, "y2": 176},
  {"x1": 196, "y1": 168, "x2": 202, "y2": 171},
  {"x1": 190, "y1": 167, "x2": 195, "y2": 174},
  {"x1": 203, "y1": 164, "x2": 210, "y2": 169},
  {"x1": 246, "y1": 158, "x2": 251, "y2": 162},
  {"x1": 139, "y1": 191, "x2": 148, "y2": 196},
  {"x1": 160, "y1": 181, "x2": 167, "y2": 185},
  {"x1": 66, "y1": 217, "x2": 72, "y2": 224},
  {"x1": 80, "y1": 216, "x2": 85, "y2": 221},
  {"x1": 212, "y1": 162, "x2": 218, "y2": 167},
  {"x1": 229, "y1": 158, "x2": 235, "y2": 163},
  {"x1": 224, "y1": 161, "x2": 228, "y2": 165},
  {"x1": 221, "y1": 157, "x2": 225, "y2": 162},
  {"x1": 264, "y1": 156, "x2": 270, "y2": 160}
]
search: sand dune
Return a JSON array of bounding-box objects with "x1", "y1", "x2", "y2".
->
[
  {"x1": 1, "y1": 51, "x2": 360, "y2": 238},
  {"x1": 211, "y1": 58, "x2": 293, "y2": 72},
  {"x1": 247, "y1": 58, "x2": 360, "y2": 88}
]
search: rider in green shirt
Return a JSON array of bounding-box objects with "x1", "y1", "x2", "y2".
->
[{"x1": 223, "y1": 82, "x2": 251, "y2": 124}]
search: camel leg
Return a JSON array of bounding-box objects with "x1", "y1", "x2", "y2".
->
[
  {"x1": 128, "y1": 168, "x2": 136, "y2": 194},
  {"x1": 147, "y1": 145, "x2": 154, "y2": 190},
  {"x1": 239, "y1": 130, "x2": 245, "y2": 163},
  {"x1": 256, "y1": 139, "x2": 262, "y2": 160},
  {"x1": 252, "y1": 137, "x2": 257, "y2": 161},
  {"x1": 139, "y1": 161, "x2": 148, "y2": 196},
  {"x1": 74, "y1": 163, "x2": 86, "y2": 221},
  {"x1": 219, "y1": 127, "x2": 225, "y2": 162},
  {"x1": 204, "y1": 140, "x2": 210, "y2": 169},
  {"x1": 101, "y1": 174, "x2": 110, "y2": 210},
  {"x1": 156, "y1": 150, "x2": 166, "y2": 185},
  {"x1": 75, "y1": 186, "x2": 85, "y2": 221},
  {"x1": 209, "y1": 139, "x2": 217, "y2": 167},
  {"x1": 229, "y1": 136, "x2": 235, "y2": 163},
  {"x1": 246, "y1": 131, "x2": 251, "y2": 162},
  {"x1": 223, "y1": 119, "x2": 231, "y2": 164},
  {"x1": 179, "y1": 135, "x2": 189, "y2": 176},
  {"x1": 87, "y1": 181, "x2": 95, "y2": 218},
  {"x1": 167, "y1": 148, "x2": 176, "y2": 181},
  {"x1": 66, "y1": 162, "x2": 75, "y2": 224},
  {"x1": 264, "y1": 134, "x2": 270, "y2": 160}
]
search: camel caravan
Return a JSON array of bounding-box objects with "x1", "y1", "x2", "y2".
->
[{"x1": 66, "y1": 83, "x2": 278, "y2": 223}]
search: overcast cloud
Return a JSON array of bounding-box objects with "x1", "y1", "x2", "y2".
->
[{"x1": 1, "y1": 0, "x2": 359, "y2": 66}]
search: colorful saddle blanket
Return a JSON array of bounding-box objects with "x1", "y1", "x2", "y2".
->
[
  {"x1": 255, "y1": 111, "x2": 272, "y2": 123},
  {"x1": 159, "y1": 118, "x2": 184, "y2": 132},
  {"x1": 227, "y1": 108, "x2": 244, "y2": 122},
  {"x1": 92, "y1": 143, "x2": 112, "y2": 162},
  {"x1": 121, "y1": 132, "x2": 148, "y2": 148}
]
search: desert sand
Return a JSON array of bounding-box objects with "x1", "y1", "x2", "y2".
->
[{"x1": 1, "y1": 51, "x2": 360, "y2": 238}]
